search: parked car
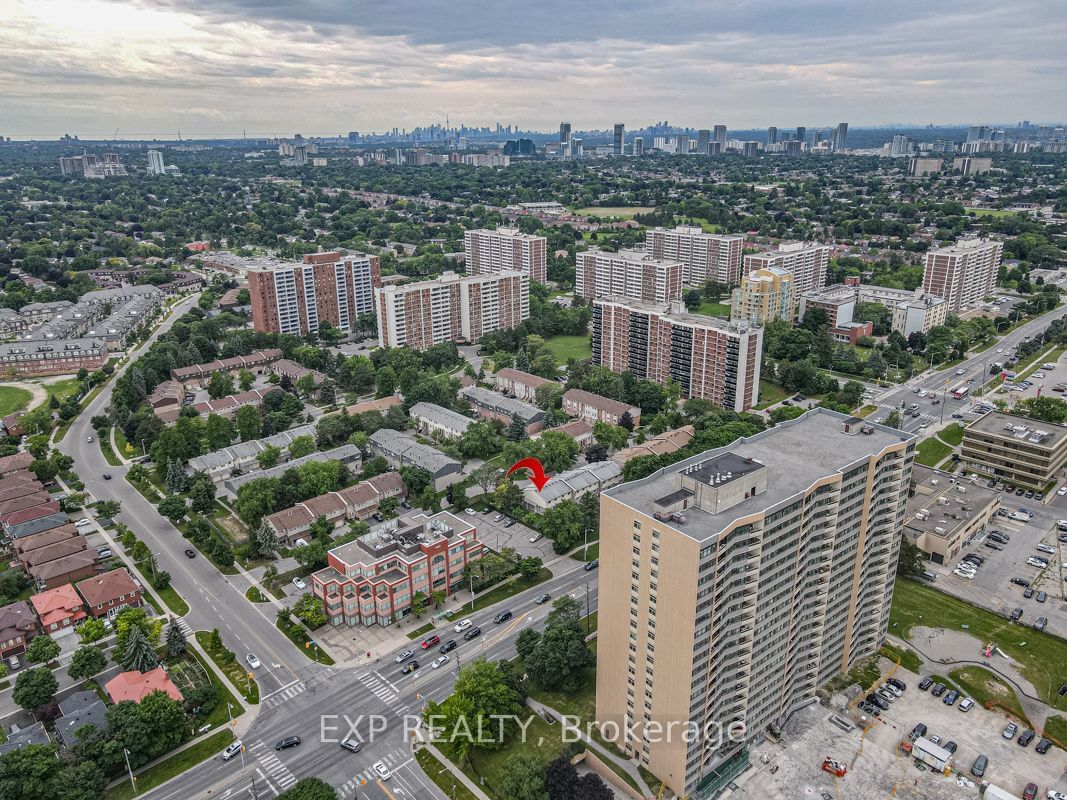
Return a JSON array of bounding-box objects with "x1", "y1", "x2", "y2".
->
[
  {"x1": 1034, "y1": 617, "x2": 1048, "y2": 631},
  {"x1": 958, "y1": 697, "x2": 974, "y2": 712},
  {"x1": 1010, "y1": 608, "x2": 1024, "y2": 621},
  {"x1": 918, "y1": 677, "x2": 933, "y2": 691},
  {"x1": 984, "y1": 541, "x2": 1004, "y2": 551},
  {"x1": 528, "y1": 533, "x2": 543, "y2": 543},
  {"x1": 292, "y1": 576, "x2": 307, "y2": 590},
  {"x1": 858, "y1": 701, "x2": 880, "y2": 716},
  {"x1": 931, "y1": 683, "x2": 946, "y2": 697},
  {"x1": 1035, "y1": 738, "x2": 1052, "y2": 754},
  {"x1": 1024, "y1": 587, "x2": 1036, "y2": 598},
  {"x1": 275, "y1": 736, "x2": 300, "y2": 750},
  {"x1": 97, "y1": 547, "x2": 112, "y2": 558},
  {"x1": 1037, "y1": 543, "x2": 1056, "y2": 555},
  {"x1": 970, "y1": 755, "x2": 988, "y2": 778},
  {"x1": 943, "y1": 690, "x2": 959, "y2": 705},
  {"x1": 464, "y1": 508, "x2": 476, "y2": 515},
  {"x1": 1037, "y1": 591, "x2": 1047, "y2": 603},
  {"x1": 1011, "y1": 577, "x2": 1029, "y2": 587},
  {"x1": 887, "y1": 677, "x2": 906, "y2": 691},
  {"x1": 866, "y1": 694, "x2": 890, "y2": 711},
  {"x1": 1023, "y1": 784, "x2": 1037, "y2": 800},
  {"x1": 1018, "y1": 730, "x2": 1035, "y2": 747},
  {"x1": 910, "y1": 723, "x2": 927, "y2": 740},
  {"x1": 584, "y1": 559, "x2": 599, "y2": 571},
  {"x1": 1002, "y1": 722, "x2": 1018, "y2": 739}
]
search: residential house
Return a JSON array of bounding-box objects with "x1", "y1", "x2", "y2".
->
[
  {"x1": 20, "y1": 537, "x2": 89, "y2": 569},
  {"x1": 610, "y1": 425, "x2": 695, "y2": 466},
  {"x1": 0, "y1": 723, "x2": 49, "y2": 755},
  {"x1": 271, "y1": 359, "x2": 326, "y2": 386},
  {"x1": 460, "y1": 385, "x2": 545, "y2": 435},
  {"x1": 367, "y1": 429, "x2": 463, "y2": 491},
  {"x1": 0, "y1": 452, "x2": 33, "y2": 476},
  {"x1": 522, "y1": 460, "x2": 623, "y2": 512},
  {"x1": 493, "y1": 368, "x2": 558, "y2": 403},
  {"x1": 11, "y1": 524, "x2": 80, "y2": 557},
  {"x1": 5, "y1": 512, "x2": 70, "y2": 540},
  {"x1": 56, "y1": 690, "x2": 108, "y2": 746},
  {"x1": 146, "y1": 380, "x2": 185, "y2": 411},
  {"x1": 105, "y1": 668, "x2": 183, "y2": 703},
  {"x1": 186, "y1": 424, "x2": 316, "y2": 482},
  {"x1": 170, "y1": 348, "x2": 282, "y2": 389},
  {"x1": 345, "y1": 396, "x2": 402, "y2": 416},
  {"x1": 29, "y1": 551, "x2": 100, "y2": 591},
  {"x1": 409, "y1": 402, "x2": 475, "y2": 440},
  {"x1": 534, "y1": 419, "x2": 594, "y2": 449},
  {"x1": 562, "y1": 388, "x2": 641, "y2": 427},
  {"x1": 76, "y1": 568, "x2": 142, "y2": 620},
  {"x1": 0, "y1": 601, "x2": 38, "y2": 657},
  {"x1": 222, "y1": 444, "x2": 362, "y2": 496},
  {"x1": 31, "y1": 584, "x2": 88, "y2": 637}
]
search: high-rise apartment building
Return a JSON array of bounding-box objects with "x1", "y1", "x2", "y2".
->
[
  {"x1": 744, "y1": 242, "x2": 831, "y2": 298},
  {"x1": 613, "y1": 123, "x2": 626, "y2": 155},
  {"x1": 767, "y1": 126, "x2": 778, "y2": 145},
  {"x1": 795, "y1": 126, "x2": 806, "y2": 144},
  {"x1": 376, "y1": 270, "x2": 528, "y2": 351},
  {"x1": 646, "y1": 226, "x2": 745, "y2": 285},
  {"x1": 831, "y1": 122, "x2": 849, "y2": 151},
  {"x1": 559, "y1": 122, "x2": 571, "y2": 144},
  {"x1": 576, "y1": 248, "x2": 683, "y2": 304},
  {"x1": 248, "y1": 251, "x2": 381, "y2": 336},
  {"x1": 596, "y1": 410, "x2": 914, "y2": 799},
  {"x1": 921, "y1": 238, "x2": 1003, "y2": 311},
  {"x1": 633, "y1": 137, "x2": 644, "y2": 156},
  {"x1": 675, "y1": 135, "x2": 690, "y2": 155},
  {"x1": 146, "y1": 150, "x2": 165, "y2": 175},
  {"x1": 730, "y1": 266, "x2": 794, "y2": 323},
  {"x1": 713, "y1": 125, "x2": 727, "y2": 149},
  {"x1": 592, "y1": 298, "x2": 762, "y2": 411},
  {"x1": 697, "y1": 129, "x2": 711, "y2": 153},
  {"x1": 464, "y1": 227, "x2": 547, "y2": 283}
]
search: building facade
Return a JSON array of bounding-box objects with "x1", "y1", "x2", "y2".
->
[
  {"x1": 493, "y1": 368, "x2": 558, "y2": 403},
  {"x1": 464, "y1": 228, "x2": 547, "y2": 284},
  {"x1": 645, "y1": 226, "x2": 745, "y2": 285},
  {"x1": 576, "y1": 248, "x2": 683, "y2": 304},
  {"x1": 248, "y1": 251, "x2": 381, "y2": 336},
  {"x1": 905, "y1": 466, "x2": 1000, "y2": 565},
  {"x1": 744, "y1": 242, "x2": 831, "y2": 299},
  {"x1": 312, "y1": 511, "x2": 484, "y2": 627},
  {"x1": 960, "y1": 411, "x2": 1067, "y2": 489},
  {"x1": 0, "y1": 339, "x2": 109, "y2": 377},
  {"x1": 562, "y1": 388, "x2": 641, "y2": 427},
  {"x1": 730, "y1": 267, "x2": 794, "y2": 323},
  {"x1": 375, "y1": 270, "x2": 528, "y2": 351},
  {"x1": 922, "y1": 239, "x2": 1004, "y2": 312},
  {"x1": 595, "y1": 410, "x2": 914, "y2": 798},
  {"x1": 592, "y1": 298, "x2": 762, "y2": 412}
]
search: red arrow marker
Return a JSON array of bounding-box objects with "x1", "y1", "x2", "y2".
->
[{"x1": 506, "y1": 457, "x2": 550, "y2": 492}]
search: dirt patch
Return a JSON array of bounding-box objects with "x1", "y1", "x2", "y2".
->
[{"x1": 216, "y1": 514, "x2": 247, "y2": 543}]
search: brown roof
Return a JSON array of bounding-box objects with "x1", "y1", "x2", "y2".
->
[
  {"x1": 0, "y1": 601, "x2": 36, "y2": 642},
  {"x1": 21, "y1": 537, "x2": 88, "y2": 567},
  {"x1": 28, "y1": 551, "x2": 99, "y2": 581},
  {"x1": 13, "y1": 525, "x2": 80, "y2": 554},
  {"x1": 0, "y1": 492, "x2": 53, "y2": 515},
  {"x1": 551, "y1": 419, "x2": 594, "y2": 440},
  {"x1": 76, "y1": 567, "x2": 138, "y2": 606},
  {"x1": 0, "y1": 452, "x2": 33, "y2": 475},
  {"x1": 1, "y1": 502, "x2": 62, "y2": 527},
  {"x1": 147, "y1": 380, "x2": 184, "y2": 407},
  {"x1": 495, "y1": 368, "x2": 556, "y2": 389},
  {"x1": 611, "y1": 425, "x2": 694, "y2": 465},
  {"x1": 171, "y1": 349, "x2": 282, "y2": 381},
  {"x1": 0, "y1": 481, "x2": 45, "y2": 503},
  {"x1": 563, "y1": 388, "x2": 638, "y2": 418}
]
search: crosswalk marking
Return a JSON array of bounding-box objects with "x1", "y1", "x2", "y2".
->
[
  {"x1": 337, "y1": 749, "x2": 411, "y2": 797},
  {"x1": 262, "y1": 681, "x2": 307, "y2": 709},
  {"x1": 248, "y1": 741, "x2": 297, "y2": 791}
]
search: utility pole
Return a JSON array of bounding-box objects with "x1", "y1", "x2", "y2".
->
[{"x1": 122, "y1": 748, "x2": 137, "y2": 795}]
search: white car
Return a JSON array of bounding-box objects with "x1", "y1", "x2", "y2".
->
[
  {"x1": 453, "y1": 619, "x2": 473, "y2": 633},
  {"x1": 245, "y1": 653, "x2": 261, "y2": 669},
  {"x1": 997, "y1": 348, "x2": 1004, "y2": 354},
  {"x1": 373, "y1": 761, "x2": 391, "y2": 780},
  {"x1": 1047, "y1": 791, "x2": 1067, "y2": 800},
  {"x1": 955, "y1": 369, "x2": 966, "y2": 376},
  {"x1": 395, "y1": 649, "x2": 414, "y2": 663},
  {"x1": 1027, "y1": 557, "x2": 1048, "y2": 568},
  {"x1": 86, "y1": 435, "x2": 94, "y2": 443},
  {"x1": 1036, "y1": 543, "x2": 1056, "y2": 554},
  {"x1": 431, "y1": 655, "x2": 449, "y2": 669},
  {"x1": 1058, "y1": 486, "x2": 1067, "y2": 496},
  {"x1": 74, "y1": 518, "x2": 91, "y2": 527},
  {"x1": 292, "y1": 576, "x2": 307, "y2": 590},
  {"x1": 1034, "y1": 372, "x2": 1046, "y2": 379},
  {"x1": 958, "y1": 697, "x2": 974, "y2": 712},
  {"x1": 953, "y1": 570, "x2": 975, "y2": 580},
  {"x1": 918, "y1": 390, "x2": 928, "y2": 398},
  {"x1": 465, "y1": 508, "x2": 476, "y2": 515},
  {"x1": 221, "y1": 740, "x2": 243, "y2": 761}
]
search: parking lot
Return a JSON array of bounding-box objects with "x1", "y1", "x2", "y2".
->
[
  {"x1": 733, "y1": 660, "x2": 1067, "y2": 800},
  {"x1": 453, "y1": 508, "x2": 566, "y2": 562},
  {"x1": 931, "y1": 501, "x2": 1067, "y2": 640}
]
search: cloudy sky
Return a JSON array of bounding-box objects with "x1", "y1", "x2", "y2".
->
[{"x1": 2, "y1": 0, "x2": 1064, "y2": 138}]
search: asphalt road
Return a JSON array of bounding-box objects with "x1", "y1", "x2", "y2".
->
[
  {"x1": 872, "y1": 305, "x2": 1067, "y2": 434},
  {"x1": 143, "y1": 564, "x2": 600, "y2": 800}
]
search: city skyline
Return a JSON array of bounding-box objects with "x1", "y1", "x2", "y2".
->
[{"x1": 2, "y1": 0, "x2": 1064, "y2": 138}]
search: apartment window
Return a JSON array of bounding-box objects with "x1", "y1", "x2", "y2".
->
[{"x1": 633, "y1": 521, "x2": 641, "y2": 530}]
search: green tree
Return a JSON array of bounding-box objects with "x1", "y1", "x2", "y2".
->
[
  {"x1": 68, "y1": 645, "x2": 107, "y2": 681},
  {"x1": 77, "y1": 618, "x2": 106, "y2": 644},
  {"x1": 400, "y1": 466, "x2": 432, "y2": 497},
  {"x1": 237, "y1": 369, "x2": 255, "y2": 391},
  {"x1": 592, "y1": 421, "x2": 628, "y2": 451},
  {"x1": 884, "y1": 409, "x2": 902, "y2": 429},
  {"x1": 0, "y1": 743, "x2": 106, "y2": 800},
  {"x1": 235, "y1": 476, "x2": 282, "y2": 526},
  {"x1": 519, "y1": 556, "x2": 542, "y2": 581},
  {"x1": 207, "y1": 371, "x2": 235, "y2": 399},
  {"x1": 276, "y1": 777, "x2": 339, "y2": 800},
  {"x1": 411, "y1": 591, "x2": 428, "y2": 618},
  {"x1": 25, "y1": 635, "x2": 60, "y2": 664},
  {"x1": 293, "y1": 594, "x2": 327, "y2": 629},
  {"x1": 516, "y1": 628, "x2": 541, "y2": 661},
  {"x1": 257, "y1": 445, "x2": 282, "y2": 469},
  {"x1": 497, "y1": 753, "x2": 549, "y2": 800},
  {"x1": 897, "y1": 532, "x2": 926, "y2": 577},
  {"x1": 541, "y1": 500, "x2": 584, "y2": 554},
  {"x1": 236, "y1": 404, "x2": 262, "y2": 441},
  {"x1": 165, "y1": 457, "x2": 189, "y2": 494},
  {"x1": 158, "y1": 495, "x2": 187, "y2": 521},
  {"x1": 468, "y1": 463, "x2": 502, "y2": 497},
  {"x1": 188, "y1": 473, "x2": 216, "y2": 514},
  {"x1": 288, "y1": 435, "x2": 316, "y2": 458},
  {"x1": 165, "y1": 617, "x2": 188, "y2": 658},
  {"x1": 94, "y1": 499, "x2": 121, "y2": 518},
  {"x1": 250, "y1": 521, "x2": 279, "y2": 559},
  {"x1": 122, "y1": 624, "x2": 158, "y2": 672},
  {"x1": 204, "y1": 414, "x2": 237, "y2": 450},
  {"x1": 505, "y1": 413, "x2": 528, "y2": 441},
  {"x1": 12, "y1": 667, "x2": 58, "y2": 712},
  {"x1": 114, "y1": 607, "x2": 163, "y2": 653},
  {"x1": 458, "y1": 421, "x2": 499, "y2": 459}
]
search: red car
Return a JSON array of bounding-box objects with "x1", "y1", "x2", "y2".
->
[
  {"x1": 420, "y1": 634, "x2": 441, "y2": 649},
  {"x1": 1022, "y1": 783, "x2": 1037, "y2": 800},
  {"x1": 821, "y1": 758, "x2": 847, "y2": 778}
]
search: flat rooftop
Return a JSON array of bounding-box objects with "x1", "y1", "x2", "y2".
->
[
  {"x1": 905, "y1": 465, "x2": 1000, "y2": 541},
  {"x1": 965, "y1": 411, "x2": 1067, "y2": 449},
  {"x1": 606, "y1": 409, "x2": 914, "y2": 543}
]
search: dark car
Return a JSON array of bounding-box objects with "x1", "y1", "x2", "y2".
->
[
  {"x1": 184, "y1": 549, "x2": 196, "y2": 558},
  {"x1": 1035, "y1": 738, "x2": 1052, "y2": 754},
  {"x1": 910, "y1": 723, "x2": 927, "y2": 740},
  {"x1": 494, "y1": 610, "x2": 513, "y2": 623},
  {"x1": 970, "y1": 755, "x2": 988, "y2": 778},
  {"x1": 866, "y1": 694, "x2": 890, "y2": 711},
  {"x1": 1010, "y1": 608, "x2": 1024, "y2": 621},
  {"x1": 943, "y1": 689, "x2": 959, "y2": 705},
  {"x1": 275, "y1": 736, "x2": 300, "y2": 750},
  {"x1": 943, "y1": 741, "x2": 958, "y2": 754},
  {"x1": 1024, "y1": 587, "x2": 1035, "y2": 599},
  {"x1": 504, "y1": 519, "x2": 517, "y2": 528},
  {"x1": 400, "y1": 660, "x2": 419, "y2": 674},
  {"x1": 439, "y1": 639, "x2": 457, "y2": 654},
  {"x1": 463, "y1": 626, "x2": 482, "y2": 641},
  {"x1": 534, "y1": 593, "x2": 551, "y2": 605},
  {"x1": 887, "y1": 677, "x2": 906, "y2": 691},
  {"x1": 1010, "y1": 577, "x2": 1029, "y2": 587},
  {"x1": 1036, "y1": 591, "x2": 1047, "y2": 603},
  {"x1": 1034, "y1": 617, "x2": 1048, "y2": 631},
  {"x1": 340, "y1": 737, "x2": 362, "y2": 753},
  {"x1": 420, "y1": 635, "x2": 441, "y2": 649},
  {"x1": 984, "y1": 541, "x2": 1004, "y2": 551},
  {"x1": 918, "y1": 677, "x2": 933, "y2": 691},
  {"x1": 931, "y1": 683, "x2": 946, "y2": 697},
  {"x1": 584, "y1": 559, "x2": 599, "y2": 571},
  {"x1": 1018, "y1": 730, "x2": 1035, "y2": 747},
  {"x1": 103, "y1": 473, "x2": 112, "y2": 480},
  {"x1": 1023, "y1": 783, "x2": 1037, "y2": 800},
  {"x1": 858, "y1": 701, "x2": 880, "y2": 716}
]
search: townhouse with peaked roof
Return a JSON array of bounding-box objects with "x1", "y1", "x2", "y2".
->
[
  {"x1": 522, "y1": 460, "x2": 623, "y2": 512},
  {"x1": 409, "y1": 402, "x2": 476, "y2": 440},
  {"x1": 186, "y1": 424, "x2": 317, "y2": 482},
  {"x1": 562, "y1": 388, "x2": 641, "y2": 428},
  {"x1": 170, "y1": 348, "x2": 282, "y2": 388},
  {"x1": 493, "y1": 368, "x2": 558, "y2": 403},
  {"x1": 0, "y1": 601, "x2": 39, "y2": 657},
  {"x1": 367, "y1": 429, "x2": 463, "y2": 491},
  {"x1": 75, "y1": 568, "x2": 142, "y2": 620},
  {"x1": 31, "y1": 584, "x2": 88, "y2": 636}
]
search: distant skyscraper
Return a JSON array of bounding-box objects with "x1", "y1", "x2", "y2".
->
[
  {"x1": 146, "y1": 149, "x2": 165, "y2": 175},
  {"x1": 831, "y1": 122, "x2": 849, "y2": 151},
  {"x1": 743, "y1": 142, "x2": 759, "y2": 158},
  {"x1": 697, "y1": 129, "x2": 711, "y2": 153},
  {"x1": 613, "y1": 123, "x2": 625, "y2": 155},
  {"x1": 922, "y1": 239, "x2": 1003, "y2": 312},
  {"x1": 713, "y1": 124, "x2": 727, "y2": 149},
  {"x1": 633, "y1": 137, "x2": 644, "y2": 156},
  {"x1": 572, "y1": 138, "x2": 583, "y2": 157},
  {"x1": 767, "y1": 126, "x2": 778, "y2": 145},
  {"x1": 559, "y1": 122, "x2": 571, "y2": 145},
  {"x1": 966, "y1": 125, "x2": 990, "y2": 143},
  {"x1": 675, "y1": 134, "x2": 690, "y2": 154},
  {"x1": 795, "y1": 126, "x2": 806, "y2": 144}
]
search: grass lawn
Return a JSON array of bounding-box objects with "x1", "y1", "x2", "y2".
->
[
  {"x1": 825, "y1": 654, "x2": 881, "y2": 693},
  {"x1": 542, "y1": 335, "x2": 591, "y2": 363},
  {"x1": 574, "y1": 542, "x2": 598, "y2": 561},
  {"x1": 915, "y1": 437, "x2": 952, "y2": 467},
  {"x1": 573, "y1": 206, "x2": 654, "y2": 219},
  {"x1": 168, "y1": 650, "x2": 244, "y2": 730},
  {"x1": 879, "y1": 642, "x2": 923, "y2": 673},
  {"x1": 0, "y1": 385, "x2": 32, "y2": 416},
  {"x1": 693, "y1": 300, "x2": 731, "y2": 317},
  {"x1": 1017, "y1": 345, "x2": 1065, "y2": 379},
  {"x1": 104, "y1": 730, "x2": 234, "y2": 800},
  {"x1": 113, "y1": 426, "x2": 134, "y2": 460},
  {"x1": 526, "y1": 666, "x2": 596, "y2": 723},
  {"x1": 276, "y1": 618, "x2": 336, "y2": 665},
  {"x1": 857, "y1": 404, "x2": 878, "y2": 418},
  {"x1": 1043, "y1": 715, "x2": 1067, "y2": 748},
  {"x1": 948, "y1": 665, "x2": 1031, "y2": 725},
  {"x1": 245, "y1": 586, "x2": 268, "y2": 603},
  {"x1": 697, "y1": 221, "x2": 722, "y2": 233},
  {"x1": 471, "y1": 568, "x2": 552, "y2": 613},
  {"x1": 755, "y1": 380, "x2": 790, "y2": 410},
  {"x1": 99, "y1": 437, "x2": 121, "y2": 467},
  {"x1": 938, "y1": 423, "x2": 966, "y2": 447},
  {"x1": 966, "y1": 207, "x2": 1016, "y2": 218},
  {"x1": 154, "y1": 584, "x2": 190, "y2": 616},
  {"x1": 194, "y1": 631, "x2": 260, "y2": 704},
  {"x1": 415, "y1": 748, "x2": 481, "y2": 800},
  {"x1": 45, "y1": 377, "x2": 83, "y2": 404},
  {"x1": 407, "y1": 622, "x2": 435, "y2": 640},
  {"x1": 890, "y1": 579, "x2": 1067, "y2": 711}
]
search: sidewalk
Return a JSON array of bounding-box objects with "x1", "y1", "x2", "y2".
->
[{"x1": 420, "y1": 740, "x2": 493, "y2": 800}]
